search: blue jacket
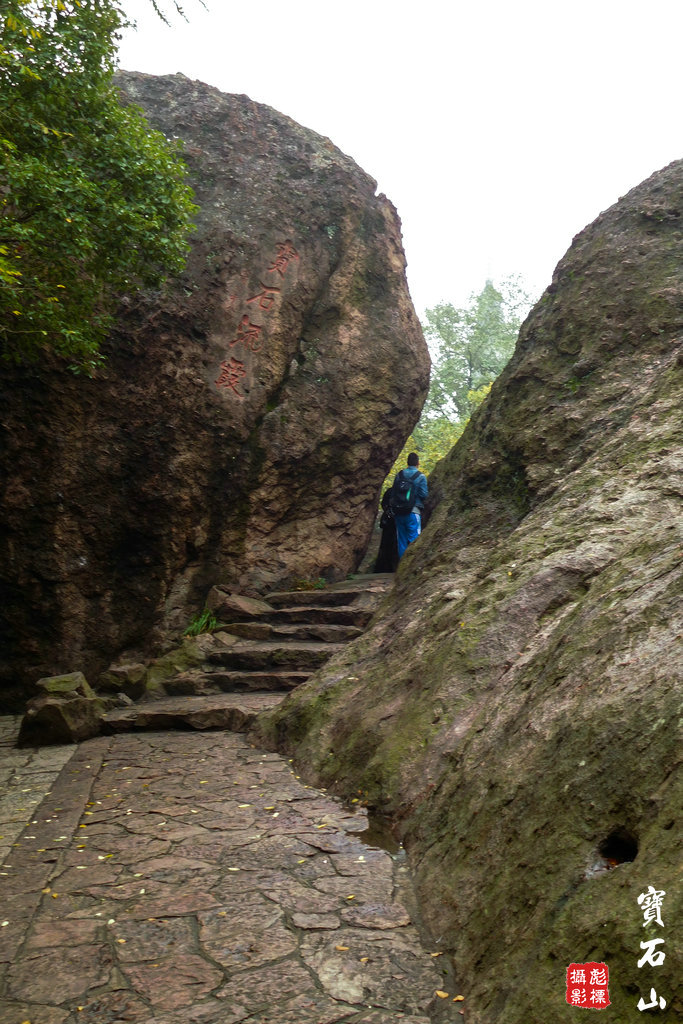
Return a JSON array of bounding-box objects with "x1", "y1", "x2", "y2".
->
[{"x1": 393, "y1": 467, "x2": 428, "y2": 512}]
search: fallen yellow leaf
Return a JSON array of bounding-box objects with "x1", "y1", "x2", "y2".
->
[
  {"x1": 453, "y1": 995, "x2": 465, "y2": 1001},
  {"x1": 346, "y1": 895, "x2": 355, "y2": 900},
  {"x1": 51, "y1": 893, "x2": 59, "y2": 899},
  {"x1": 436, "y1": 990, "x2": 449, "y2": 999},
  {"x1": 360, "y1": 956, "x2": 370, "y2": 963},
  {"x1": 336, "y1": 945, "x2": 349, "y2": 951},
  {"x1": 430, "y1": 951, "x2": 443, "y2": 957}
]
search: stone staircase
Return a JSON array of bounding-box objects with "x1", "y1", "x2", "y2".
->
[{"x1": 104, "y1": 574, "x2": 392, "y2": 734}]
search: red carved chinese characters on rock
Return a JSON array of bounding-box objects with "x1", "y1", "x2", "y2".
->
[
  {"x1": 247, "y1": 283, "x2": 281, "y2": 311},
  {"x1": 267, "y1": 240, "x2": 299, "y2": 277},
  {"x1": 230, "y1": 314, "x2": 263, "y2": 352},
  {"x1": 215, "y1": 357, "x2": 246, "y2": 398},
  {"x1": 215, "y1": 240, "x2": 300, "y2": 395}
]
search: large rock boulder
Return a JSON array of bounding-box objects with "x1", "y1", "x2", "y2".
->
[
  {"x1": 0, "y1": 73, "x2": 428, "y2": 707},
  {"x1": 258, "y1": 160, "x2": 683, "y2": 1022}
]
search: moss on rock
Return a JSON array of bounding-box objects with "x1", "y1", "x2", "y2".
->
[{"x1": 256, "y1": 159, "x2": 683, "y2": 1023}]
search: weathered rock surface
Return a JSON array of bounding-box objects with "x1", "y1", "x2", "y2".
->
[
  {"x1": 258, "y1": 160, "x2": 683, "y2": 1022},
  {"x1": 18, "y1": 672, "x2": 106, "y2": 747},
  {"x1": 0, "y1": 72, "x2": 428, "y2": 708},
  {"x1": 205, "y1": 588, "x2": 274, "y2": 622}
]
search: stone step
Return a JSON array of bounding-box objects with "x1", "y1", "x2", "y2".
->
[
  {"x1": 218, "y1": 621, "x2": 364, "y2": 643},
  {"x1": 164, "y1": 669, "x2": 310, "y2": 695},
  {"x1": 207, "y1": 641, "x2": 345, "y2": 671},
  {"x1": 265, "y1": 605, "x2": 374, "y2": 627},
  {"x1": 103, "y1": 693, "x2": 283, "y2": 734},
  {"x1": 267, "y1": 589, "x2": 366, "y2": 608},
  {"x1": 267, "y1": 574, "x2": 393, "y2": 608}
]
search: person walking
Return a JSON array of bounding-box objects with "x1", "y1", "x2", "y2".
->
[
  {"x1": 390, "y1": 452, "x2": 428, "y2": 560},
  {"x1": 374, "y1": 487, "x2": 399, "y2": 572}
]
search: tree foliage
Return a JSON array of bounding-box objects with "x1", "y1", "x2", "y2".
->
[
  {"x1": 422, "y1": 277, "x2": 531, "y2": 422},
  {"x1": 384, "y1": 385, "x2": 489, "y2": 493},
  {"x1": 385, "y1": 278, "x2": 533, "y2": 490},
  {"x1": 0, "y1": 0, "x2": 197, "y2": 370}
]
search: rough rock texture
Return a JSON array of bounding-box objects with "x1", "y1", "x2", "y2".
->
[
  {"x1": 0, "y1": 72, "x2": 428, "y2": 707},
  {"x1": 258, "y1": 160, "x2": 683, "y2": 1022},
  {"x1": 97, "y1": 662, "x2": 149, "y2": 700},
  {"x1": 18, "y1": 672, "x2": 106, "y2": 746},
  {"x1": 205, "y1": 588, "x2": 274, "y2": 622}
]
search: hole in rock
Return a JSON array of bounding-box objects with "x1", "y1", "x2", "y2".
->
[{"x1": 598, "y1": 828, "x2": 638, "y2": 866}]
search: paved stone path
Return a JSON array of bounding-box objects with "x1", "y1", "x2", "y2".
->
[
  {"x1": 0, "y1": 717, "x2": 73, "y2": 868},
  {"x1": 0, "y1": 721, "x2": 462, "y2": 1024}
]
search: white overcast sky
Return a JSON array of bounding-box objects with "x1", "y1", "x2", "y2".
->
[{"x1": 117, "y1": 0, "x2": 683, "y2": 317}]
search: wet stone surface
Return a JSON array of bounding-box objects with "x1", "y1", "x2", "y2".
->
[
  {"x1": 0, "y1": 715, "x2": 74, "y2": 866},
  {"x1": 0, "y1": 723, "x2": 460, "y2": 1023}
]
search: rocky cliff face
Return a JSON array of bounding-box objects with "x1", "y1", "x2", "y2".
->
[
  {"x1": 0, "y1": 73, "x2": 428, "y2": 707},
  {"x1": 259, "y1": 160, "x2": 683, "y2": 1022}
]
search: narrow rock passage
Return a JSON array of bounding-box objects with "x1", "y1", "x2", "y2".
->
[{"x1": 1, "y1": 726, "x2": 458, "y2": 1024}]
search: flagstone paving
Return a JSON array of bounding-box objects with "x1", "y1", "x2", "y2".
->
[
  {"x1": 0, "y1": 716, "x2": 74, "y2": 868},
  {"x1": 0, "y1": 722, "x2": 463, "y2": 1024}
]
